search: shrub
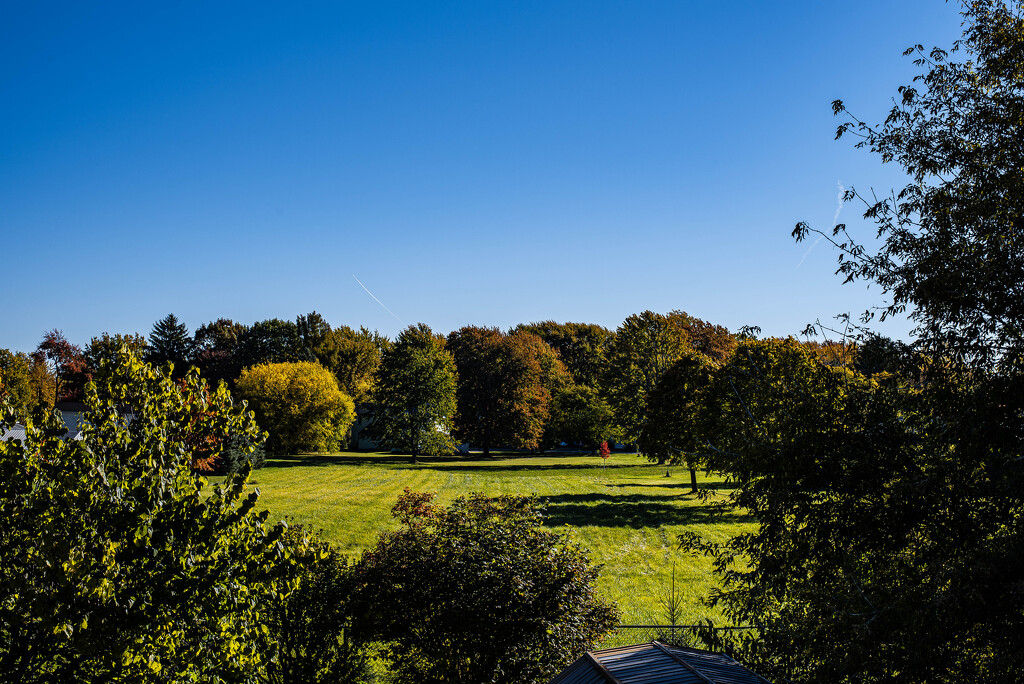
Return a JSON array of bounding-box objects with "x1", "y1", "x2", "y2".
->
[{"x1": 349, "y1": 489, "x2": 620, "y2": 684}]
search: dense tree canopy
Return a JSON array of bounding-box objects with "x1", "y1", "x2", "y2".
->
[
  {"x1": 514, "y1": 321, "x2": 612, "y2": 389},
  {"x1": 84, "y1": 332, "x2": 147, "y2": 384},
  {"x1": 603, "y1": 310, "x2": 693, "y2": 448},
  {"x1": 447, "y1": 327, "x2": 568, "y2": 454},
  {"x1": 313, "y1": 325, "x2": 389, "y2": 405},
  {"x1": 0, "y1": 347, "x2": 289, "y2": 682},
  {"x1": 193, "y1": 318, "x2": 248, "y2": 387},
  {"x1": 690, "y1": 4, "x2": 1024, "y2": 681},
  {"x1": 0, "y1": 350, "x2": 34, "y2": 411},
  {"x1": 237, "y1": 361, "x2": 356, "y2": 455},
  {"x1": 544, "y1": 384, "x2": 615, "y2": 453},
  {"x1": 639, "y1": 350, "x2": 717, "y2": 491},
  {"x1": 350, "y1": 490, "x2": 619, "y2": 684},
  {"x1": 237, "y1": 318, "x2": 311, "y2": 369},
  {"x1": 371, "y1": 324, "x2": 457, "y2": 462}
]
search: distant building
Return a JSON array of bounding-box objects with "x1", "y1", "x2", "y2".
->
[{"x1": 549, "y1": 641, "x2": 771, "y2": 684}]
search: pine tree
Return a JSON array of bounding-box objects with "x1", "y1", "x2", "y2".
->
[{"x1": 148, "y1": 314, "x2": 192, "y2": 377}]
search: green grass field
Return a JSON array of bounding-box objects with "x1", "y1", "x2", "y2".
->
[{"x1": 236, "y1": 451, "x2": 754, "y2": 628}]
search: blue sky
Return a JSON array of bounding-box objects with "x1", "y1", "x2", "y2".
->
[{"x1": 1, "y1": 1, "x2": 965, "y2": 352}]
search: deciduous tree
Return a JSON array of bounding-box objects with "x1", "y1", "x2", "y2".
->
[
  {"x1": 35, "y1": 329, "x2": 89, "y2": 403},
  {"x1": 690, "y1": 4, "x2": 1024, "y2": 680},
  {"x1": 236, "y1": 361, "x2": 356, "y2": 455},
  {"x1": 0, "y1": 347, "x2": 288, "y2": 682},
  {"x1": 371, "y1": 324, "x2": 457, "y2": 462},
  {"x1": 544, "y1": 384, "x2": 615, "y2": 453},
  {"x1": 0, "y1": 350, "x2": 34, "y2": 411},
  {"x1": 237, "y1": 318, "x2": 310, "y2": 369},
  {"x1": 194, "y1": 318, "x2": 248, "y2": 387},
  {"x1": 604, "y1": 310, "x2": 693, "y2": 451},
  {"x1": 639, "y1": 351, "x2": 717, "y2": 491},
  {"x1": 514, "y1": 321, "x2": 612, "y2": 389}
]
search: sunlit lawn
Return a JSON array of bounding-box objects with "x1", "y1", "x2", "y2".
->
[{"x1": 231, "y1": 451, "x2": 754, "y2": 628}]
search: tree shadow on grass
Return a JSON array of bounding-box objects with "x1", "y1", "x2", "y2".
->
[
  {"x1": 604, "y1": 481, "x2": 740, "y2": 492},
  {"x1": 538, "y1": 492, "x2": 755, "y2": 528}
]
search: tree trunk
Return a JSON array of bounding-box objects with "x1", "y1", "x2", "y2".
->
[{"x1": 689, "y1": 466, "x2": 698, "y2": 493}]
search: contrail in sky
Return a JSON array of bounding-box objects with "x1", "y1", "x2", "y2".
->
[
  {"x1": 353, "y1": 275, "x2": 406, "y2": 325},
  {"x1": 797, "y1": 181, "x2": 844, "y2": 268}
]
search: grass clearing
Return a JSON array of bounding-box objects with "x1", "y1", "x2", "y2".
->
[{"x1": 234, "y1": 451, "x2": 754, "y2": 626}]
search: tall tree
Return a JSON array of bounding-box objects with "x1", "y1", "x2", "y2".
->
[
  {"x1": 691, "y1": 4, "x2": 1024, "y2": 681},
  {"x1": 544, "y1": 384, "x2": 615, "y2": 454},
  {"x1": 447, "y1": 327, "x2": 567, "y2": 454},
  {"x1": 639, "y1": 350, "x2": 717, "y2": 492},
  {"x1": 35, "y1": 330, "x2": 89, "y2": 403},
  {"x1": 312, "y1": 325, "x2": 389, "y2": 404},
  {"x1": 603, "y1": 310, "x2": 693, "y2": 451},
  {"x1": 148, "y1": 314, "x2": 192, "y2": 377},
  {"x1": 84, "y1": 333, "x2": 147, "y2": 384},
  {"x1": 371, "y1": 324, "x2": 457, "y2": 463}
]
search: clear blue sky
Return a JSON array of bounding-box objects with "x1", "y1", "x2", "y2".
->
[{"x1": 1, "y1": 1, "x2": 965, "y2": 352}]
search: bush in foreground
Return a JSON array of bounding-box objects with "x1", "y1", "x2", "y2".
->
[
  {"x1": 349, "y1": 489, "x2": 620, "y2": 684},
  {"x1": 0, "y1": 348, "x2": 290, "y2": 682}
]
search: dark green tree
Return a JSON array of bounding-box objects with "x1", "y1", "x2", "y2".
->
[
  {"x1": 513, "y1": 321, "x2": 612, "y2": 389},
  {"x1": 639, "y1": 351, "x2": 716, "y2": 492},
  {"x1": 236, "y1": 318, "x2": 310, "y2": 370},
  {"x1": 193, "y1": 318, "x2": 248, "y2": 387},
  {"x1": 688, "y1": 4, "x2": 1024, "y2": 681},
  {"x1": 603, "y1": 310, "x2": 693, "y2": 453},
  {"x1": 349, "y1": 490, "x2": 619, "y2": 684},
  {"x1": 371, "y1": 324, "x2": 457, "y2": 462},
  {"x1": 543, "y1": 384, "x2": 615, "y2": 454},
  {"x1": 148, "y1": 313, "x2": 192, "y2": 377}
]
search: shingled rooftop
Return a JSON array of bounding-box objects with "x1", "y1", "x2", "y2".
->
[{"x1": 550, "y1": 641, "x2": 771, "y2": 684}]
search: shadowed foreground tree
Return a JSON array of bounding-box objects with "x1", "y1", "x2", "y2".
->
[
  {"x1": 350, "y1": 490, "x2": 619, "y2": 684},
  {"x1": 686, "y1": 4, "x2": 1024, "y2": 681},
  {"x1": 0, "y1": 347, "x2": 291, "y2": 682}
]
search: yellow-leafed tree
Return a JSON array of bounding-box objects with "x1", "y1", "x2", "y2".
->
[{"x1": 237, "y1": 361, "x2": 355, "y2": 454}]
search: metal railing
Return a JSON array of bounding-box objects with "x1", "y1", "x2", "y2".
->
[{"x1": 599, "y1": 624, "x2": 755, "y2": 650}]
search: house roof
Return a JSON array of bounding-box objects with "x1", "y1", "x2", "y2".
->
[{"x1": 550, "y1": 641, "x2": 771, "y2": 684}]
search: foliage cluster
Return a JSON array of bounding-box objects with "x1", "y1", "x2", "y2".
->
[
  {"x1": 237, "y1": 361, "x2": 356, "y2": 455},
  {"x1": 669, "y1": 3, "x2": 1024, "y2": 681},
  {"x1": 350, "y1": 489, "x2": 620, "y2": 684}
]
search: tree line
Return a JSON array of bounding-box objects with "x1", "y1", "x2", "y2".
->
[{"x1": 1, "y1": 310, "x2": 745, "y2": 466}]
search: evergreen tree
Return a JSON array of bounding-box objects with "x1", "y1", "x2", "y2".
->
[{"x1": 148, "y1": 314, "x2": 192, "y2": 377}]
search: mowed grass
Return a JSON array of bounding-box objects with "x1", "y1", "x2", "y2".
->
[{"x1": 236, "y1": 451, "x2": 754, "y2": 626}]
